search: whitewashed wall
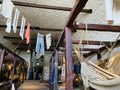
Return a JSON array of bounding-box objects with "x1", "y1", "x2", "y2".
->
[{"x1": 72, "y1": 0, "x2": 120, "y2": 62}]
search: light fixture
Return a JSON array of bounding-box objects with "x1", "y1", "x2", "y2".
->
[
  {"x1": 27, "y1": 49, "x2": 31, "y2": 54},
  {"x1": 27, "y1": 44, "x2": 31, "y2": 54}
]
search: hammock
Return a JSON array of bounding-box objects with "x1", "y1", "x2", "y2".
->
[{"x1": 75, "y1": 49, "x2": 120, "y2": 90}]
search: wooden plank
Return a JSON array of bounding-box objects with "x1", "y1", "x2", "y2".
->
[
  {"x1": 72, "y1": 23, "x2": 120, "y2": 32},
  {"x1": 0, "y1": 0, "x2": 92, "y2": 13},
  {"x1": 72, "y1": 40, "x2": 114, "y2": 46},
  {"x1": 59, "y1": 47, "x2": 99, "y2": 52},
  {"x1": 65, "y1": 27, "x2": 73, "y2": 90}
]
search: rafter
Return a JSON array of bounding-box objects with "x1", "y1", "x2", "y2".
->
[
  {"x1": 0, "y1": 25, "x2": 62, "y2": 31},
  {"x1": 0, "y1": 0, "x2": 92, "y2": 13},
  {"x1": 72, "y1": 40, "x2": 114, "y2": 46},
  {"x1": 59, "y1": 47, "x2": 99, "y2": 52},
  {"x1": 3, "y1": 36, "x2": 36, "y2": 40},
  {"x1": 4, "y1": 36, "x2": 115, "y2": 46},
  {"x1": 72, "y1": 23, "x2": 120, "y2": 32}
]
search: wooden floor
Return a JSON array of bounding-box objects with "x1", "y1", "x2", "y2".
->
[{"x1": 17, "y1": 80, "x2": 49, "y2": 90}]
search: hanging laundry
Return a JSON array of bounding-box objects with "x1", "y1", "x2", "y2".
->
[
  {"x1": 20, "y1": 16, "x2": 26, "y2": 40},
  {"x1": 1, "y1": 0, "x2": 14, "y2": 33},
  {"x1": 5, "y1": 19, "x2": 12, "y2": 33},
  {"x1": 31, "y1": 50, "x2": 35, "y2": 62},
  {"x1": 105, "y1": 0, "x2": 120, "y2": 25},
  {"x1": 25, "y1": 23, "x2": 31, "y2": 44},
  {"x1": 46, "y1": 33, "x2": 52, "y2": 49},
  {"x1": 35, "y1": 33, "x2": 44, "y2": 56},
  {"x1": 1, "y1": 0, "x2": 14, "y2": 19},
  {"x1": 12, "y1": 8, "x2": 20, "y2": 33}
]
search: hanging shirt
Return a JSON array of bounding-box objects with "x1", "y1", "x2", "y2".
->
[
  {"x1": 25, "y1": 23, "x2": 30, "y2": 44},
  {"x1": 35, "y1": 33, "x2": 44, "y2": 55},
  {"x1": 12, "y1": 8, "x2": 20, "y2": 33},
  {"x1": 1, "y1": 0, "x2": 14, "y2": 33},
  {"x1": 1, "y1": 0, "x2": 14, "y2": 19},
  {"x1": 46, "y1": 33, "x2": 52, "y2": 49},
  {"x1": 20, "y1": 16, "x2": 26, "y2": 40},
  {"x1": 5, "y1": 19, "x2": 12, "y2": 33},
  {"x1": 105, "y1": 0, "x2": 120, "y2": 25}
]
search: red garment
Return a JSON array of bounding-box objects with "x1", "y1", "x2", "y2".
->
[{"x1": 25, "y1": 23, "x2": 30, "y2": 44}]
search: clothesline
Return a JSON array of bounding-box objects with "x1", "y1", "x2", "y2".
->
[{"x1": 0, "y1": 0, "x2": 52, "y2": 53}]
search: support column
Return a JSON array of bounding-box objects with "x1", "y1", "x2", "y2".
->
[
  {"x1": 65, "y1": 27, "x2": 73, "y2": 90},
  {"x1": 97, "y1": 52, "x2": 101, "y2": 60},
  {"x1": 0, "y1": 49, "x2": 5, "y2": 70},
  {"x1": 54, "y1": 50, "x2": 58, "y2": 90}
]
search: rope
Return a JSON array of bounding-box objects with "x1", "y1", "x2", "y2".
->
[
  {"x1": 13, "y1": 40, "x2": 23, "y2": 52},
  {"x1": 101, "y1": 34, "x2": 120, "y2": 59}
]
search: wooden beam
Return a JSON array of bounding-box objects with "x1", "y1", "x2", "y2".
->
[
  {"x1": 4, "y1": 36, "x2": 114, "y2": 46},
  {"x1": 0, "y1": 0, "x2": 92, "y2": 13},
  {"x1": 0, "y1": 43, "x2": 25, "y2": 62},
  {"x1": 59, "y1": 47, "x2": 99, "y2": 52},
  {"x1": 56, "y1": 0, "x2": 88, "y2": 49},
  {"x1": 54, "y1": 50, "x2": 58, "y2": 90},
  {"x1": 0, "y1": 25, "x2": 62, "y2": 31},
  {"x1": 12, "y1": 43, "x2": 35, "y2": 45},
  {"x1": 72, "y1": 23, "x2": 120, "y2": 32},
  {"x1": 16, "y1": 47, "x2": 55, "y2": 51},
  {"x1": 65, "y1": 27, "x2": 73, "y2": 90},
  {"x1": 72, "y1": 40, "x2": 114, "y2": 46},
  {"x1": 3, "y1": 36, "x2": 36, "y2": 41},
  {"x1": 66, "y1": 0, "x2": 88, "y2": 27}
]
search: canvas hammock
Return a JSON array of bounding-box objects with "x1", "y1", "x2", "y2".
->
[{"x1": 75, "y1": 49, "x2": 120, "y2": 90}]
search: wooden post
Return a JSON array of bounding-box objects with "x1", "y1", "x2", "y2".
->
[
  {"x1": 65, "y1": 27, "x2": 73, "y2": 90},
  {"x1": 49, "y1": 57, "x2": 54, "y2": 89},
  {"x1": 54, "y1": 50, "x2": 58, "y2": 90},
  {"x1": 0, "y1": 49, "x2": 5, "y2": 70},
  {"x1": 97, "y1": 52, "x2": 101, "y2": 60}
]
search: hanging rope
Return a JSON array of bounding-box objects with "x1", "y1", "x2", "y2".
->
[
  {"x1": 13, "y1": 40, "x2": 23, "y2": 52},
  {"x1": 101, "y1": 34, "x2": 120, "y2": 60}
]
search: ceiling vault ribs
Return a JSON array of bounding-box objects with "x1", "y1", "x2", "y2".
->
[{"x1": 0, "y1": 0, "x2": 92, "y2": 13}]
